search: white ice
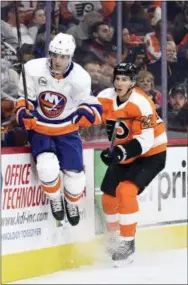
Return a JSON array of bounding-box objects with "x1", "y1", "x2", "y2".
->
[{"x1": 8, "y1": 248, "x2": 187, "y2": 284}]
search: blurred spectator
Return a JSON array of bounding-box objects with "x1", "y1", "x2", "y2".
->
[
  {"x1": 159, "y1": 83, "x2": 188, "y2": 131},
  {"x1": 144, "y1": 19, "x2": 175, "y2": 64},
  {"x1": 147, "y1": 1, "x2": 161, "y2": 27},
  {"x1": 66, "y1": 11, "x2": 104, "y2": 47},
  {"x1": 122, "y1": 27, "x2": 143, "y2": 47},
  {"x1": 145, "y1": 20, "x2": 177, "y2": 87},
  {"x1": 1, "y1": 93, "x2": 16, "y2": 146},
  {"x1": 122, "y1": 28, "x2": 145, "y2": 64},
  {"x1": 144, "y1": 19, "x2": 161, "y2": 63},
  {"x1": 34, "y1": 24, "x2": 57, "y2": 58},
  {"x1": 166, "y1": 40, "x2": 177, "y2": 63},
  {"x1": 83, "y1": 58, "x2": 112, "y2": 96},
  {"x1": 173, "y1": 2, "x2": 188, "y2": 45},
  {"x1": 1, "y1": 39, "x2": 18, "y2": 66},
  {"x1": 6, "y1": 3, "x2": 34, "y2": 44},
  {"x1": 1, "y1": 20, "x2": 18, "y2": 49},
  {"x1": 28, "y1": 8, "x2": 46, "y2": 42},
  {"x1": 103, "y1": 45, "x2": 117, "y2": 68},
  {"x1": 111, "y1": 1, "x2": 152, "y2": 36},
  {"x1": 1, "y1": 20, "x2": 19, "y2": 66},
  {"x1": 136, "y1": 70, "x2": 162, "y2": 110},
  {"x1": 132, "y1": 45, "x2": 148, "y2": 71},
  {"x1": 60, "y1": 1, "x2": 115, "y2": 23},
  {"x1": 86, "y1": 21, "x2": 116, "y2": 59},
  {"x1": 1, "y1": 58, "x2": 19, "y2": 99},
  {"x1": 19, "y1": 43, "x2": 34, "y2": 63},
  {"x1": 1, "y1": 89, "x2": 28, "y2": 147}
]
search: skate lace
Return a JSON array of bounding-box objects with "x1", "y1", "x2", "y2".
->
[
  {"x1": 67, "y1": 203, "x2": 78, "y2": 217},
  {"x1": 106, "y1": 231, "x2": 119, "y2": 255},
  {"x1": 116, "y1": 241, "x2": 131, "y2": 255},
  {"x1": 51, "y1": 198, "x2": 62, "y2": 212},
  {"x1": 108, "y1": 232, "x2": 119, "y2": 245}
]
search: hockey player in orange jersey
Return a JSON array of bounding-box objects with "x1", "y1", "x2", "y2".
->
[{"x1": 97, "y1": 63, "x2": 167, "y2": 267}]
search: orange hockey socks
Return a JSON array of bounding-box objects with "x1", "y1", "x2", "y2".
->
[
  {"x1": 102, "y1": 193, "x2": 119, "y2": 232},
  {"x1": 116, "y1": 181, "x2": 139, "y2": 239}
]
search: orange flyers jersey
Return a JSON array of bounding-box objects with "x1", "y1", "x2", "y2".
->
[{"x1": 97, "y1": 87, "x2": 167, "y2": 164}]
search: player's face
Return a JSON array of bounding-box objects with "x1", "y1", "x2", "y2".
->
[
  {"x1": 169, "y1": 93, "x2": 186, "y2": 111},
  {"x1": 33, "y1": 9, "x2": 46, "y2": 25},
  {"x1": 114, "y1": 75, "x2": 134, "y2": 99},
  {"x1": 50, "y1": 53, "x2": 70, "y2": 74},
  {"x1": 137, "y1": 76, "x2": 153, "y2": 93}
]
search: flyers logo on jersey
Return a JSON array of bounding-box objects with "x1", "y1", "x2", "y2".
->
[
  {"x1": 106, "y1": 120, "x2": 129, "y2": 140},
  {"x1": 39, "y1": 91, "x2": 67, "y2": 118}
]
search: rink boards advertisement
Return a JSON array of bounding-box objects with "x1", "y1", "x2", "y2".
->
[
  {"x1": 94, "y1": 146, "x2": 188, "y2": 232},
  {"x1": 1, "y1": 149, "x2": 95, "y2": 256},
  {"x1": 2, "y1": 146, "x2": 187, "y2": 255},
  {"x1": 1, "y1": 145, "x2": 187, "y2": 283}
]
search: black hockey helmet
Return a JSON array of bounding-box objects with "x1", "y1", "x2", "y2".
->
[
  {"x1": 113, "y1": 62, "x2": 138, "y2": 82},
  {"x1": 169, "y1": 84, "x2": 187, "y2": 98}
]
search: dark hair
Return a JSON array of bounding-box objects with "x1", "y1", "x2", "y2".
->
[
  {"x1": 113, "y1": 62, "x2": 138, "y2": 81},
  {"x1": 7, "y1": 3, "x2": 24, "y2": 14},
  {"x1": 90, "y1": 21, "x2": 111, "y2": 35},
  {"x1": 169, "y1": 84, "x2": 187, "y2": 98},
  {"x1": 32, "y1": 8, "x2": 45, "y2": 18},
  {"x1": 3, "y1": 3, "x2": 24, "y2": 21},
  {"x1": 19, "y1": 44, "x2": 34, "y2": 55},
  {"x1": 37, "y1": 23, "x2": 56, "y2": 35}
]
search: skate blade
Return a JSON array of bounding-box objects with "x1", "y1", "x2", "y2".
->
[
  {"x1": 56, "y1": 218, "x2": 65, "y2": 227},
  {"x1": 113, "y1": 254, "x2": 134, "y2": 268}
]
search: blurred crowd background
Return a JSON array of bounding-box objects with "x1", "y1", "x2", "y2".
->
[{"x1": 1, "y1": 0, "x2": 188, "y2": 147}]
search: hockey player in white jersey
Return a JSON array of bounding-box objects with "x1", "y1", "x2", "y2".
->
[{"x1": 15, "y1": 33, "x2": 102, "y2": 225}]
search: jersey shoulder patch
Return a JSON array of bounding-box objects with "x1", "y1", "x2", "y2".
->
[
  {"x1": 71, "y1": 62, "x2": 91, "y2": 90},
  {"x1": 129, "y1": 88, "x2": 154, "y2": 116},
  {"x1": 25, "y1": 58, "x2": 47, "y2": 76},
  {"x1": 97, "y1": 88, "x2": 115, "y2": 99}
]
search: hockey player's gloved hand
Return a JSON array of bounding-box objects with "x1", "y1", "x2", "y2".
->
[
  {"x1": 101, "y1": 145, "x2": 127, "y2": 165},
  {"x1": 22, "y1": 116, "x2": 38, "y2": 130},
  {"x1": 73, "y1": 104, "x2": 95, "y2": 124},
  {"x1": 16, "y1": 108, "x2": 37, "y2": 130}
]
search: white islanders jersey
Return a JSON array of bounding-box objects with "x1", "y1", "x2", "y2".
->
[{"x1": 17, "y1": 58, "x2": 101, "y2": 135}]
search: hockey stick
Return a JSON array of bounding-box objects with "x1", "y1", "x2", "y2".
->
[
  {"x1": 14, "y1": 2, "x2": 29, "y2": 110},
  {"x1": 108, "y1": 115, "x2": 152, "y2": 153},
  {"x1": 109, "y1": 121, "x2": 120, "y2": 154}
]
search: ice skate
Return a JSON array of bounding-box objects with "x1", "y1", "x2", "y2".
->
[
  {"x1": 64, "y1": 198, "x2": 80, "y2": 226},
  {"x1": 112, "y1": 239, "x2": 135, "y2": 267},
  {"x1": 105, "y1": 230, "x2": 120, "y2": 256},
  {"x1": 50, "y1": 195, "x2": 65, "y2": 221}
]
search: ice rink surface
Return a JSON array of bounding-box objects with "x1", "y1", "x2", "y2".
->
[{"x1": 8, "y1": 248, "x2": 187, "y2": 284}]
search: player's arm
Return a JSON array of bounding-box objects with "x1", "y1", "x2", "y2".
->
[
  {"x1": 101, "y1": 102, "x2": 155, "y2": 165},
  {"x1": 121, "y1": 114, "x2": 155, "y2": 160},
  {"x1": 73, "y1": 72, "x2": 103, "y2": 127}
]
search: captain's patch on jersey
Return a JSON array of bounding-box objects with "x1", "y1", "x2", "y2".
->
[
  {"x1": 39, "y1": 91, "x2": 67, "y2": 118},
  {"x1": 38, "y1": 77, "x2": 47, "y2": 86}
]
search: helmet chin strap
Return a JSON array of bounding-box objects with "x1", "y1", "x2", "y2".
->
[
  {"x1": 48, "y1": 56, "x2": 72, "y2": 78},
  {"x1": 115, "y1": 82, "x2": 135, "y2": 100}
]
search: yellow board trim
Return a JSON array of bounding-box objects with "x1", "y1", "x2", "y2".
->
[
  {"x1": 136, "y1": 224, "x2": 188, "y2": 251},
  {"x1": 2, "y1": 224, "x2": 187, "y2": 284}
]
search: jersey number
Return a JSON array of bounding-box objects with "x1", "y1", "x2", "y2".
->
[{"x1": 140, "y1": 115, "x2": 155, "y2": 129}]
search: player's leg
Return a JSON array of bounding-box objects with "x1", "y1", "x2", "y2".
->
[
  {"x1": 102, "y1": 193, "x2": 120, "y2": 255},
  {"x1": 55, "y1": 131, "x2": 85, "y2": 226},
  {"x1": 112, "y1": 181, "x2": 139, "y2": 266},
  {"x1": 100, "y1": 164, "x2": 121, "y2": 255},
  {"x1": 29, "y1": 132, "x2": 64, "y2": 221},
  {"x1": 112, "y1": 152, "x2": 166, "y2": 266}
]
